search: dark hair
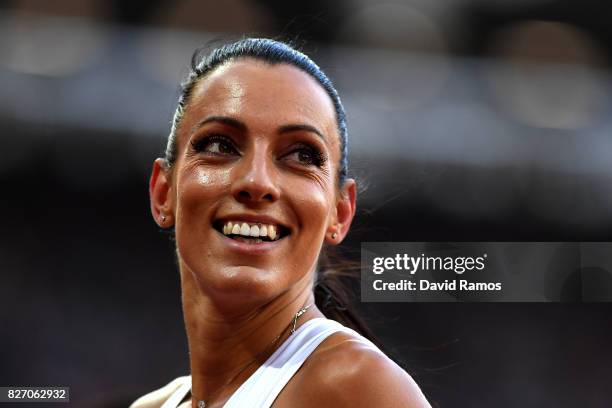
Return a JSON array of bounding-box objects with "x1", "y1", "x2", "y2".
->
[{"x1": 163, "y1": 37, "x2": 387, "y2": 351}]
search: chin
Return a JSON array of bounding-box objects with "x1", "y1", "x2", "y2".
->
[{"x1": 194, "y1": 264, "x2": 287, "y2": 303}]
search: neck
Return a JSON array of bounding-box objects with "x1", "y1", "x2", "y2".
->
[{"x1": 179, "y1": 266, "x2": 325, "y2": 408}]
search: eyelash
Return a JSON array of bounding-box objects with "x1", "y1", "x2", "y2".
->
[
  {"x1": 190, "y1": 134, "x2": 238, "y2": 156},
  {"x1": 190, "y1": 135, "x2": 326, "y2": 168},
  {"x1": 286, "y1": 143, "x2": 327, "y2": 168}
]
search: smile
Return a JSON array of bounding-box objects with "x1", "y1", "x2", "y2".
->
[{"x1": 215, "y1": 220, "x2": 290, "y2": 245}]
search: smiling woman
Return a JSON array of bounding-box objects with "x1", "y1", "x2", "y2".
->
[{"x1": 131, "y1": 38, "x2": 431, "y2": 408}]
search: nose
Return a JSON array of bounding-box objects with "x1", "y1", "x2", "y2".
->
[{"x1": 231, "y1": 149, "x2": 280, "y2": 205}]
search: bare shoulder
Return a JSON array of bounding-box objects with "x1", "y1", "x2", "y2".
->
[
  {"x1": 295, "y1": 332, "x2": 431, "y2": 408},
  {"x1": 129, "y1": 376, "x2": 189, "y2": 408}
]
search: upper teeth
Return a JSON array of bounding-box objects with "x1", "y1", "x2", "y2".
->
[{"x1": 222, "y1": 221, "x2": 279, "y2": 240}]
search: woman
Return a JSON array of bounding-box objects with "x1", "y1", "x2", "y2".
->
[{"x1": 132, "y1": 38, "x2": 431, "y2": 408}]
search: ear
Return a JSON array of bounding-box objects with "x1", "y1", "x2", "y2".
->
[
  {"x1": 149, "y1": 158, "x2": 174, "y2": 227},
  {"x1": 326, "y1": 178, "x2": 357, "y2": 244}
]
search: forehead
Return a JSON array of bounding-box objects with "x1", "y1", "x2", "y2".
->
[{"x1": 183, "y1": 59, "x2": 338, "y2": 142}]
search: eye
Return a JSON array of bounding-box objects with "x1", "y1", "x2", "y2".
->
[
  {"x1": 284, "y1": 144, "x2": 327, "y2": 167},
  {"x1": 191, "y1": 135, "x2": 239, "y2": 156}
]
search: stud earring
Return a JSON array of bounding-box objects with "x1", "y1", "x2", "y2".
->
[
  {"x1": 161, "y1": 215, "x2": 166, "y2": 223},
  {"x1": 331, "y1": 232, "x2": 338, "y2": 239}
]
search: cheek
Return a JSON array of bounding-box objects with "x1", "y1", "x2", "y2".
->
[
  {"x1": 290, "y1": 176, "x2": 335, "y2": 236},
  {"x1": 174, "y1": 166, "x2": 229, "y2": 234},
  {"x1": 177, "y1": 164, "x2": 228, "y2": 200},
  {"x1": 284, "y1": 180, "x2": 333, "y2": 282}
]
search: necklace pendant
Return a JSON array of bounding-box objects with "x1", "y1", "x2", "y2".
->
[{"x1": 198, "y1": 401, "x2": 206, "y2": 408}]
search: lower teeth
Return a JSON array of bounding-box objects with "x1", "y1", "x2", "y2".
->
[{"x1": 233, "y1": 236, "x2": 263, "y2": 244}]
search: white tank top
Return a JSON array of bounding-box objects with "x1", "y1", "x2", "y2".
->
[{"x1": 161, "y1": 317, "x2": 383, "y2": 408}]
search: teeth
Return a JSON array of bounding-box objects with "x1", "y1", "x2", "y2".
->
[
  {"x1": 240, "y1": 223, "x2": 250, "y2": 236},
  {"x1": 234, "y1": 237, "x2": 263, "y2": 244},
  {"x1": 220, "y1": 220, "x2": 283, "y2": 241},
  {"x1": 268, "y1": 225, "x2": 277, "y2": 240}
]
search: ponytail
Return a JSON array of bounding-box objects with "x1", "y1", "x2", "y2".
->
[{"x1": 314, "y1": 247, "x2": 402, "y2": 363}]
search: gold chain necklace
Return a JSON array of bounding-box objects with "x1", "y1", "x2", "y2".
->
[{"x1": 194, "y1": 303, "x2": 313, "y2": 408}]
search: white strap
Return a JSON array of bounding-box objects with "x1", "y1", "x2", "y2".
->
[
  {"x1": 161, "y1": 376, "x2": 191, "y2": 408},
  {"x1": 163, "y1": 318, "x2": 380, "y2": 408},
  {"x1": 224, "y1": 318, "x2": 363, "y2": 407}
]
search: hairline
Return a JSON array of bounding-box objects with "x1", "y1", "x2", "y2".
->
[{"x1": 169, "y1": 56, "x2": 348, "y2": 189}]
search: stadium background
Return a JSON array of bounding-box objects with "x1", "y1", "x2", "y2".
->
[{"x1": 1, "y1": 1, "x2": 611, "y2": 406}]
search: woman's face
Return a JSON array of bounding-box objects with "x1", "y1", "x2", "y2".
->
[{"x1": 150, "y1": 59, "x2": 355, "y2": 304}]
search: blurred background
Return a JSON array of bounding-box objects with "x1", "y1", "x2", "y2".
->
[{"x1": 1, "y1": 0, "x2": 611, "y2": 406}]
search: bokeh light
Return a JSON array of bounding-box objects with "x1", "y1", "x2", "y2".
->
[{"x1": 485, "y1": 20, "x2": 607, "y2": 129}]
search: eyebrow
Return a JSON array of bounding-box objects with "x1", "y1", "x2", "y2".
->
[
  {"x1": 192, "y1": 116, "x2": 247, "y2": 134},
  {"x1": 193, "y1": 116, "x2": 326, "y2": 142},
  {"x1": 278, "y1": 124, "x2": 326, "y2": 142}
]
